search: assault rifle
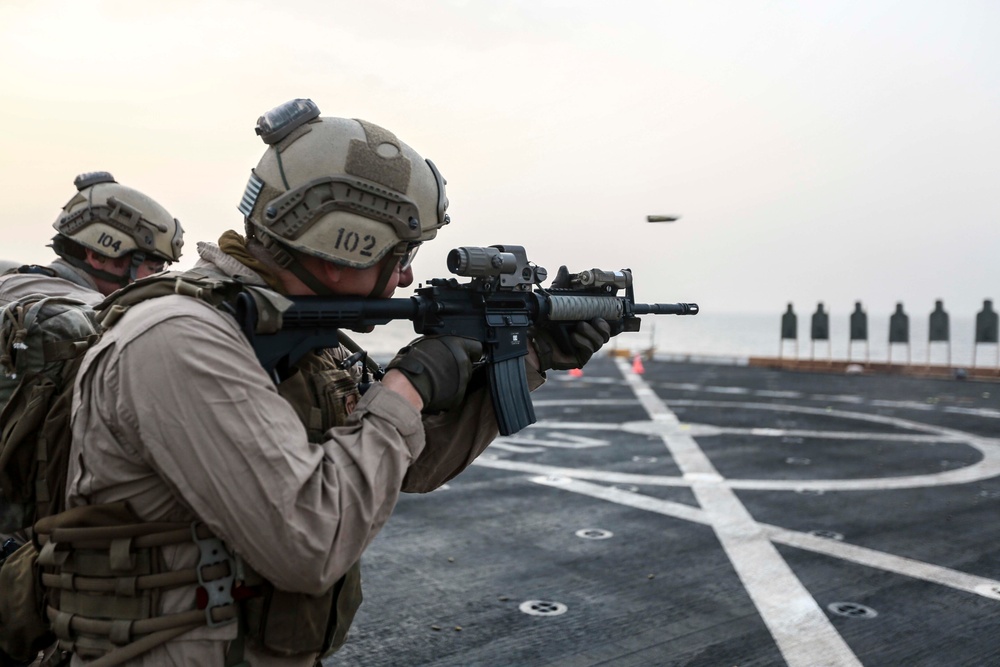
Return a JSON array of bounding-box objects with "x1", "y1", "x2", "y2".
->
[{"x1": 235, "y1": 245, "x2": 698, "y2": 436}]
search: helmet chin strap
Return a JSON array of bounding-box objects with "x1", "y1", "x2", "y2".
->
[
  {"x1": 51, "y1": 235, "x2": 132, "y2": 286},
  {"x1": 287, "y1": 260, "x2": 336, "y2": 296},
  {"x1": 367, "y1": 252, "x2": 402, "y2": 298},
  {"x1": 60, "y1": 253, "x2": 131, "y2": 287},
  {"x1": 258, "y1": 232, "x2": 336, "y2": 296},
  {"x1": 128, "y1": 251, "x2": 147, "y2": 283}
]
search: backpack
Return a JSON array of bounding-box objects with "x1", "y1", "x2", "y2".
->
[
  {"x1": 0, "y1": 271, "x2": 292, "y2": 533},
  {"x1": 0, "y1": 280, "x2": 210, "y2": 664},
  {"x1": 0, "y1": 279, "x2": 217, "y2": 664},
  {"x1": 0, "y1": 295, "x2": 101, "y2": 532}
]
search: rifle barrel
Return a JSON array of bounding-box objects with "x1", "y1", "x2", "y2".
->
[{"x1": 634, "y1": 303, "x2": 699, "y2": 315}]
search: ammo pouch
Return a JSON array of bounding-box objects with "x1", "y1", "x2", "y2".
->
[
  {"x1": 276, "y1": 351, "x2": 361, "y2": 443},
  {"x1": 242, "y1": 560, "x2": 362, "y2": 657},
  {"x1": 33, "y1": 502, "x2": 238, "y2": 666},
  {"x1": 0, "y1": 540, "x2": 53, "y2": 663}
]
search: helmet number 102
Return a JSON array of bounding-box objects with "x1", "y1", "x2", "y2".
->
[
  {"x1": 98, "y1": 233, "x2": 123, "y2": 253},
  {"x1": 334, "y1": 228, "x2": 377, "y2": 258}
]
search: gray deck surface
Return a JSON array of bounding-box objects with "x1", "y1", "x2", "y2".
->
[{"x1": 327, "y1": 357, "x2": 1000, "y2": 667}]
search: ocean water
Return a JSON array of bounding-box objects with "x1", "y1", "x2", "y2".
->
[
  {"x1": 617, "y1": 311, "x2": 995, "y2": 368},
  {"x1": 356, "y1": 310, "x2": 1000, "y2": 369}
]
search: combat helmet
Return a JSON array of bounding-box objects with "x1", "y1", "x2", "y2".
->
[
  {"x1": 238, "y1": 99, "x2": 450, "y2": 295},
  {"x1": 51, "y1": 172, "x2": 184, "y2": 283}
]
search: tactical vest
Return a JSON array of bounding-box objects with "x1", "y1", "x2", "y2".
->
[
  {"x1": 23, "y1": 271, "x2": 365, "y2": 664},
  {"x1": 241, "y1": 347, "x2": 363, "y2": 658}
]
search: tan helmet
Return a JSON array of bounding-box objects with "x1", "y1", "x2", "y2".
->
[
  {"x1": 239, "y1": 99, "x2": 450, "y2": 272},
  {"x1": 52, "y1": 172, "x2": 184, "y2": 263}
]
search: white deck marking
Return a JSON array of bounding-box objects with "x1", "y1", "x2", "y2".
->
[
  {"x1": 648, "y1": 381, "x2": 1000, "y2": 417},
  {"x1": 477, "y1": 401, "x2": 1000, "y2": 491},
  {"x1": 756, "y1": 390, "x2": 806, "y2": 399},
  {"x1": 529, "y1": 477, "x2": 1000, "y2": 601},
  {"x1": 531, "y1": 399, "x2": 638, "y2": 407},
  {"x1": 945, "y1": 406, "x2": 1000, "y2": 419},
  {"x1": 488, "y1": 442, "x2": 546, "y2": 453},
  {"x1": 471, "y1": 363, "x2": 1000, "y2": 661},
  {"x1": 871, "y1": 399, "x2": 936, "y2": 411},
  {"x1": 614, "y1": 358, "x2": 863, "y2": 667},
  {"x1": 494, "y1": 433, "x2": 610, "y2": 449}
]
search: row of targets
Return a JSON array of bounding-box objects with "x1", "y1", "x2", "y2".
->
[{"x1": 780, "y1": 299, "x2": 999, "y2": 366}]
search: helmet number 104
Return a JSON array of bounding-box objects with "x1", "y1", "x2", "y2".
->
[{"x1": 98, "y1": 233, "x2": 123, "y2": 253}]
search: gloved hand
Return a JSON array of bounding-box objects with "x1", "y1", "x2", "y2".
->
[
  {"x1": 530, "y1": 318, "x2": 612, "y2": 372},
  {"x1": 386, "y1": 336, "x2": 484, "y2": 413}
]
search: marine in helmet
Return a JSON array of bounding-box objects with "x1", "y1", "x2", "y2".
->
[
  {"x1": 0, "y1": 171, "x2": 184, "y2": 306},
  {"x1": 39, "y1": 99, "x2": 608, "y2": 665},
  {"x1": 0, "y1": 173, "x2": 183, "y2": 588},
  {"x1": 236, "y1": 99, "x2": 448, "y2": 298}
]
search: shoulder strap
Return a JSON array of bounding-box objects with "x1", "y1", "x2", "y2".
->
[
  {"x1": 13, "y1": 265, "x2": 57, "y2": 277},
  {"x1": 95, "y1": 272, "x2": 290, "y2": 340}
]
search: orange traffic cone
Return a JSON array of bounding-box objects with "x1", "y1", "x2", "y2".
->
[
  {"x1": 632, "y1": 355, "x2": 645, "y2": 375},
  {"x1": 568, "y1": 367, "x2": 584, "y2": 378}
]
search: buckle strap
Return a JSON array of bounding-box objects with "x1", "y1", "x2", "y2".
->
[
  {"x1": 53, "y1": 610, "x2": 75, "y2": 641},
  {"x1": 192, "y1": 522, "x2": 237, "y2": 628},
  {"x1": 47, "y1": 604, "x2": 237, "y2": 639},
  {"x1": 40, "y1": 521, "x2": 216, "y2": 551},
  {"x1": 109, "y1": 620, "x2": 133, "y2": 646},
  {"x1": 44, "y1": 521, "x2": 206, "y2": 544},
  {"x1": 109, "y1": 537, "x2": 135, "y2": 571},
  {"x1": 37, "y1": 539, "x2": 70, "y2": 567},
  {"x1": 41, "y1": 561, "x2": 231, "y2": 593}
]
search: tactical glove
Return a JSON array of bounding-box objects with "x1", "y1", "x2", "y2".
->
[
  {"x1": 386, "y1": 336, "x2": 484, "y2": 413},
  {"x1": 530, "y1": 317, "x2": 612, "y2": 372}
]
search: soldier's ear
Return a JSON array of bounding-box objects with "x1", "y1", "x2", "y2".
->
[
  {"x1": 315, "y1": 258, "x2": 345, "y2": 285},
  {"x1": 84, "y1": 249, "x2": 106, "y2": 267}
]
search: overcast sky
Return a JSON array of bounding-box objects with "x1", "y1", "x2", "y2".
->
[{"x1": 2, "y1": 0, "x2": 997, "y2": 317}]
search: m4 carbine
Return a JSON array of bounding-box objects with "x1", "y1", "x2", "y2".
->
[{"x1": 235, "y1": 245, "x2": 698, "y2": 436}]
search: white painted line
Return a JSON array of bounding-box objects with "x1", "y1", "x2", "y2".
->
[
  {"x1": 495, "y1": 433, "x2": 610, "y2": 449},
  {"x1": 945, "y1": 406, "x2": 1000, "y2": 419},
  {"x1": 871, "y1": 399, "x2": 936, "y2": 411},
  {"x1": 651, "y1": 383, "x2": 997, "y2": 419},
  {"x1": 478, "y1": 458, "x2": 692, "y2": 486},
  {"x1": 687, "y1": 425, "x2": 959, "y2": 444},
  {"x1": 489, "y1": 442, "x2": 545, "y2": 453},
  {"x1": 532, "y1": 477, "x2": 706, "y2": 524},
  {"x1": 614, "y1": 358, "x2": 863, "y2": 667},
  {"x1": 663, "y1": 400, "x2": 971, "y2": 438},
  {"x1": 654, "y1": 382, "x2": 706, "y2": 392},
  {"x1": 479, "y1": 394, "x2": 1000, "y2": 494},
  {"x1": 531, "y1": 399, "x2": 636, "y2": 407},
  {"x1": 703, "y1": 386, "x2": 751, "y2": 395},
  {"x1": 552, "y1": 376, "x2": 623, "y2": 385},
  {"x1": 811, "y1": 394, "x2": 865, "y2": 404},
  {"x1": 766, "y1": 526, "x2": 1000, "y2": 601},
  {"x1": 757, "y1": 390, "x2": 805, "y2": 399},
  {"x1": 529, "y1": 477, "x2": 1000, "y2": 602},
  {"x1": 530, "y1": 420, "x2": 624, "y2": 430}
]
